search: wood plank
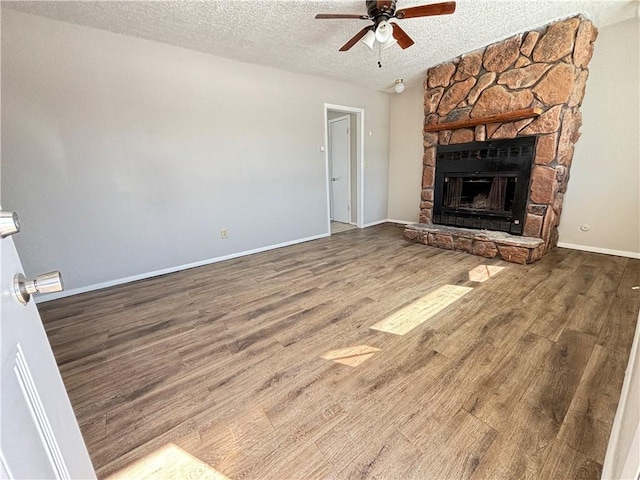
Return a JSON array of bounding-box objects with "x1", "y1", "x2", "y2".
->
[
  {"x1": 527, "y1": 264, "x2": 600, "y2": 341},
  {"x1": 465, "y1": 332, "x2": 554, "y2": 430},
  {"x1": 597, "y1": 261, "x2": 640, "y2": 350},
  {"x1": 537, "y1": 439, "x2": 602, "y2": 480},
  {"x1": 404, "y1": 409, "x2": 497, "y2": 479},
  {"x1": 470, "y1": 402, "x2": 560, "y2": 480},
  {"x1": 424, "y1": 107, "x2": 542, "y2": 132},
  {"x1": 522, "y1": 329, "x2": 596, "y2": 424},
  {"x1": 337, "y1": 424, "x2": 422, "y2": 479},
  {"x1": 565, "y1": 257, "x2": 627, "y2": 335},
  {"x1": 397, "y1": 376, "x2": 473, "y2": 446},
  {"x1": 555, "y1": 344, "x2": 630, "y2": 463},
  {"x1": 195, "y1": 407, "x2": 277, "y2": 478}
]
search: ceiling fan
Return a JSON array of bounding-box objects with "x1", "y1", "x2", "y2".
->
[{"x1": 315, "y1": 0, "x2": 456, "y2": 52}]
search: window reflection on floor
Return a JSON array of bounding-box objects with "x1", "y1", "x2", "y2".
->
[
  {"x1": 106, "y1": 443, "x2": 230, "y2": 480},
  {"x1": 371, "y1": 285, "x2": 474, "y2": 335},
  {"x1": 468, "y1": 264, "x2": 506, "y2": 283},
  {"x1": 321, "y1": 345, "x2": 381, "y2": 367}
]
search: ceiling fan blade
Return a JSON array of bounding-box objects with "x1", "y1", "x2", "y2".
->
[
  {"x1": 315, "y1": 13, "x2": 370, "y2": 19},
  {"x1": 395, "y1": 1, "x2": 456, "y2": 19},
  {"x1": 339, "y1": 26, "x2": 373, "y2": 51},
  {"x1": 391, "y1": 22, "x2": 415, "y2": 49}
]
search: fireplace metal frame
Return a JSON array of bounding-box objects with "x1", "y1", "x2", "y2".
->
[{"x1": 433, "y1": 136, "x2": 537, "y2": 235}]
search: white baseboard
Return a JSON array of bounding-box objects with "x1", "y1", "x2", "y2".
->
[
  {"x1": 361, "y1": 218, "x2": 416, "y2": 227},
  {"x1": 557, "y1": 242, "x2": 640, "y2": 259},
  {"x1": 36, "y1": 232, "x2": 330, "y2": 303},
  {"x1": 361, "y1": 219, "x2": 389, "y2": 228},
  {"x1": 386, "y1": 218, "x2": 415, "y2": 225}
]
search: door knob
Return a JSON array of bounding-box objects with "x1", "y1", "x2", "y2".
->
[
  {"x1": 14, "y1": 271, "x2": 64, "y2": 305},
  {"x1": 0, "y1": 211, "x2": 21, "y2": 238},
  {"x1": 331, "y1": 177, "x2": 337, "y2": 181}
]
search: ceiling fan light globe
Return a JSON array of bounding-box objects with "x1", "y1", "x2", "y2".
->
[
  {"x1": 361, "y1": 30, "x2": 376, "y2": 49},
  {"x1": 381, "y1": 36, "x2": 398, "y2": 50},
  {"x1": 375, "y1": 21, "x2": 393, "y2": 43}
]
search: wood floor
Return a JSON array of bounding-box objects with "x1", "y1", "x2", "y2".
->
[
  {"x1": 39, "y1": 224, "x2": 640, "y2": 480},
  {"x1": 331, "y1": 221, "x2": 357, "y2": 234}
]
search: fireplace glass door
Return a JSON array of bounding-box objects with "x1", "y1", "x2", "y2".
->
[
  {"x1": 433, "y1": 136, "x2": 536, "y2": 235},
  {"x1": 443, "y1": 174, "x2": 517, "y2": 215}
]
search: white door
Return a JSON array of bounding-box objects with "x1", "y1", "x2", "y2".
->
[
  {"x1": 329, "y1": 116, "x2": 351, "y2": 224},
  {"x1": 1, "y1": 209, "x2": 95, "y2": 479}
]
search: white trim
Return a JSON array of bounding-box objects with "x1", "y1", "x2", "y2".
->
[
  {"x1": 620, "y1": 424, "x2": 640, "y2": 480},
  {"x1": 36, "y1": 233, "x2": 329, "y2": 302},
  {"x1": 324, "y1": 104, "x2": 365, "y2": 228},
  {"x1": 385, "y1": 218, "x2": 415, "y2": 225},
  {"x1": 15, "y1": 344, "x2": 70, "y2": 479},
  {"x1": 363, "y1": 219, "x2": 415, "y2": 227},
  {"x1": 361, "y1": 219, "x2": 389, "y2": 228},
  {"x1": 328, "y1": 115, "x2": 352, "y2": 224},
  {"x1": 557, "y1": 242, "x2": 640, "y2": 259},
  {"x1": 1, "y1": 447, "x2": 14, "y2": 479},
  {"x1": 602, "y1": 311, "x2": 640, "y2": 480},
  {"x1": 323, "y1": 107, "x2": 332, "y2": 235}
]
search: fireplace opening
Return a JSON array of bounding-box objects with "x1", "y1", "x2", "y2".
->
[
  {"x1": 433, "y1": 137, "x2": 536, "y2": 235},
  {"x1": 443, "y1": 174, "x2": 517, "y2": 212}
]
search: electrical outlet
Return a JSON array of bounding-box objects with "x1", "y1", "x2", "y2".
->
[{"x1": 220, "y1": 228, "x2": 229, "y2": 239}]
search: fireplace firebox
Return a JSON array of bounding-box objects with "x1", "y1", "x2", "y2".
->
[{"x1": 433, "y1": 137, "x2": 536, "y2": 235}]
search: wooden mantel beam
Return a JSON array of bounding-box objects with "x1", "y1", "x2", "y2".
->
[{"x1": 424, "y1": 107, "x2": 543, "y2": 132}]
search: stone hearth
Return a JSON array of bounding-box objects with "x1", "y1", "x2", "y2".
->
[
  {"x1": 404, "y1": 224, "x2": 544, "y2": 265},
  {"x1": 405, "y1": 15, "x2": 598, "y2": 264}
]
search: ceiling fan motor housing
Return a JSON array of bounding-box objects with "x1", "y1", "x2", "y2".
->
[{"x1": 366, "y1": 0, "x2": 397, "y2": 25}]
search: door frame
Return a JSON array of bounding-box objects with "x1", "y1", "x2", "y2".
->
[
  {"x1": 328, "y1": 115, "x2": 352, "y2": 224},
  {"x1": 324, "y1": 103, "x2": 365, "y2": 232}
]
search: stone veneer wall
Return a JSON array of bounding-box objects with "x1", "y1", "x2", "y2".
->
[{"x1": 420, "y1": 16, "x2": 598, "y2": 254}]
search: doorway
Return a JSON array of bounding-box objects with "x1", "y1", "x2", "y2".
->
[
  {"x1": 324, "y1": 104, "x2": 365, "y2": 234},
  {"x1": 328, "y1": 115, "x2": 351, "y2": 225}
]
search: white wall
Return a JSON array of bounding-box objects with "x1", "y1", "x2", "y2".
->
[
  {"x1": 558, "y1": 17, "x2": 640, "y2": 257},
  {"x1": 387, "y1": 85, "x2": 424, "y2": 223},
  {"x1": 1, "y1": 10, "x2": 390, "y2": 295}
]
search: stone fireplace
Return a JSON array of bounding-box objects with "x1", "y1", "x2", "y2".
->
[{"x1": 404, "y1": 15, "x2": 598, "y2": 264}]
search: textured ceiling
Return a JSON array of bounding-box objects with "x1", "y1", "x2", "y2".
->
[{"x1": 3, "y1": 0, "x2": 637, "y2": 92}]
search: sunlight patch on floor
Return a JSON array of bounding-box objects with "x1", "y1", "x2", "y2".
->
[
  {"x1": 370, "y1": 285, "x2": 474, "y2": 335},
  {"x1": 106, "y1": 443, "x2": 230, "y2": 480},
  {"x1": 321, "y1": 345, "x2": 381, "y2": 367},
  {"x1": 468, "y1": 264, "x2": 506, "y2": 283}
]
